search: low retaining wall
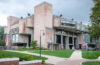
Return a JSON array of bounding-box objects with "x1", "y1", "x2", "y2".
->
[
  {"x1": 19, "y1": 60, "x2": 42, "y2": 65},
  {"x1": 0, "y1": 58, "x2": 42, "y2": 65},
  {"x1": 0, "y1": 58, "x2": 19, "y2": 65},
  {"x1": 0, "y1": 46, "x2": 6, "y2": 50}
]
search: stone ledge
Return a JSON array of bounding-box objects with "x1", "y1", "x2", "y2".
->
[
  {"x1": 19, "y1": 60, "x2": 42, "y2": 65},
  {"x1": 0, "y1": 58, "x2": 19, "y2": 62}
]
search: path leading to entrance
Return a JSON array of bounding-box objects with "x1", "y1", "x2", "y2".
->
[
  {"x1": 70, "y1": 50, "x2": 83, "y2": 60},
  {"x1": 6, "y1": 50, "x2": 66, "y2": 65},
  {"x1": 6, "y1": 50, "x2": 100, "y2": 65},
  {"x1": 56, "y1": 59, "x2": 100, "y2": 65},
  {"x1": 56, "y1": 50, "x2": 100, "y2": 65}
]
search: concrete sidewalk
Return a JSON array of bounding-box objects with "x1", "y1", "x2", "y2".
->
[
  {"x1": 6, "y1": 50, "x2": 100, "y2": 65},
  {"x1": 56, "y1": 59, "x2": 100, "y2": 65},
  {"x1": 6, "y1": 50, "x2": 66, "y2": 65},
  {"x1": 70, "y1": 50, "x2": 83, "y2": 60}
]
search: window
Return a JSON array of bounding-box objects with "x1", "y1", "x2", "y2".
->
[
  {"x1": 12, "y1": 34, "x2": 19, "y2": 43},
  {"x1": 12, "y1": 35, "x2": 16, "y2": 42},
  {"x1": 16, "y1": 34, "x2": 19, "y2": 42},
  {"x1": 61, "y1": 20, "x2": 76, "y2": 27}
]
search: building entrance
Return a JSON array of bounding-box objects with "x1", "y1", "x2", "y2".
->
[{"x1": 63, "y1": 36, "x2": 66, "y2": 49}]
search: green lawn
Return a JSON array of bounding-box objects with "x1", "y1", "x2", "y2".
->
[
  {"x1": 82, "y1": 51, "x2": 100, "y2": 59},
  {"x1": 16, "y1": 48, "x2": 38, "y2": 51},
  {"x1": 0, "y1": 50, "x2": 47, "y2": 61},
  {"x1": 17, "y1": 48, "x2": 74, "y2": 58},
  {"x1": 82, "y1": 61, "x2": 100, "y2": 65}
]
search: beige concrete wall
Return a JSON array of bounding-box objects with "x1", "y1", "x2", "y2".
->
[
  {"x1": 45, "y1": 28, "x2": 54, "y2": 44},
  {"x1": 34, "y1": 2, "x2": 53, "y2": 48},
  {"x1": 7, "y1": 16, "x2": 20, "y2": 26},
  {"x1": 78, "y1": 34, "x2": 84, "y2": 45},
  {"x1": 5, "y1": 16, "x2": 33, "y2": 46},
  {"x1": 4, "y1": 27, "x2": 9, "y2": 34},
  {"x1": 4, "y1": 2, "x2": 88, "y2": 49},
  {"x1": 26, "y1": 17, "x2": 34, "y2": 28},
  {"x1": 53, "y1": 19, "x2": 61, "y2": 27},
  {"x1": 19, "y1": 35, "x2": 28, "y2": 43}
]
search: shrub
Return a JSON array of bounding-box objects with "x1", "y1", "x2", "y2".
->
[
  {"x1": 0, "y1": 51, "x2": 47, "y2": 60},
  {"x1": 0, "y1": 54, "x2": 5, "y2": 58},
  {"x1": 42, "y1": 59, "x2": 45, "y2": 64},
  {"x1": 0, "y1": 40, "x2": 5, "y2": 46},
  {"x1": 20, "y1": 55, "x2": 33, "y2": 61},
  {"x1": 36, "y1": 47, "x2": 48, "y2": 50},
  {"x1": 31, "y1": 40, "x2": 37, "y2": 49}
]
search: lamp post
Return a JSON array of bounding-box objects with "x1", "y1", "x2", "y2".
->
[{"x1": 40, "y1": 30, "x2": 45, "y2": 58}]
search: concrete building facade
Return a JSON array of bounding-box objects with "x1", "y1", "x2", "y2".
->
[{"x1": 4, "y1": 2, "x2": 90, "y2": 49}]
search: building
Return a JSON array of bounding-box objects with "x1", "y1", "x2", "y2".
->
[{"x1": 4, "y1": 2, "x2": 90, "y2": 50}]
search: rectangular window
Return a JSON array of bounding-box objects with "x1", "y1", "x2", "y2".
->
[
  {"x1": 12, "y1": 35, "x2": 16, "y2": 42},
  {"x1": 16, "y1": 34, "x2": 19, "y2": 42}
]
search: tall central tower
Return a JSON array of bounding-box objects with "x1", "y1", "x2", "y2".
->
[{"x1": 34, "y1": 2, "x2": 53, "y2": 48}]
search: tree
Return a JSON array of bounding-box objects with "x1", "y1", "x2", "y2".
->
[
  {"x1": 31, "y1": 40, "x2": 37, "y2": 48},
  {"x1": 89, "y1": 0, "x2": 100, "y2": 39},
  {"x1": 0, "y1": 26, "x2": 5, "y2": 46}
]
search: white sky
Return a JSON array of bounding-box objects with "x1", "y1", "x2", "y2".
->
[{"x1": 0, "y1": 0, "x2": 94, "y2": 26}]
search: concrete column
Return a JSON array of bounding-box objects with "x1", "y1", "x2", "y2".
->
[
  {"x1": 61, "y1": 35, "x2": 63, "y2": 49},
  {"x1": 67, "y1": 32, "x2": 69, "y2": 49},
  {"x1": 31, "y1": 29, "x2": 34, "y2": 41},
  {"x1": 66, "y1": 36, "x2": 69, "y2": 49},
  {"x1": 55, "y1": 34, "x2": 56, "y2": 43},
  {"x1": 26, "y1": 37, "x2": 29, "y2": 48},
  {"x1": 76, "y1": 37, "x2": 79, "y2": 49},
  {"x1": 72, "y1": 32, "x2": 75, "y2": 49}
]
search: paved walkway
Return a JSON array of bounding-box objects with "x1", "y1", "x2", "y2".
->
[
  {"x1": 6, "y1": 50, "x2": 100, "y2": 65},
  {"x1": 7, "y1": 50, "x2": 66, "y2": 65},
  {"x1": 70, "y1": 50, "x2": 83, "y2": 60},
  {"x1": 56, "y1": 50, "x2": 100, "y2": 65},
  {"x1": 56, "y1": 59, "x2": 100, "y2": 65}
]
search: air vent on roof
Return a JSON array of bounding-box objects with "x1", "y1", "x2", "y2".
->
[
  {"x1": 60, "y1": 14, "x2": 62, "y2": 17},
  {"x1": 20, "y1": 17, "x2": 23, "y2": 19},
  {"x1": 72, "y1": 18, "x2": 74, "y2": 21},
  {"x1": 27, "y1": 13, "x2": 30, "y2": 16}
]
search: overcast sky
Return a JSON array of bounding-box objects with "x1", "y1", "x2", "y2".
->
[{"x1": 0, "y1": 0, "x2": 94, "y2": 26}]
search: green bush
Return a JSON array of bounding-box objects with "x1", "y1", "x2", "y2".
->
[
  {"x1": 42, "y1": 59, "x2": 45, "y2": 64},
  {"x1": 0, "y1": 40, "x2": 5, "y2": 46},
  {"x1": 36, "y1": 47, "x2": 48, "y2": 50},
  {"x1": 31, "y1": 40, "x2": 37, "y2": 49},
  {"x1": 0, "y1": 51, "x2": 47, "y2": 60},
  {"x1": 0, "y1": 54, "x2": 6, "y2": 58},
  {"x1": 20, "y1": 55, "x2": 33, "y2": 61}
]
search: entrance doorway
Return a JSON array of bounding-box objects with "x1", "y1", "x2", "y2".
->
[
  {"x1": 56, "y1": 35, "x2": 61, "y2": 44},
  {"x1": 28, "y1": 35, "x2": 31, "y2": 47},
  {"x1": 69, "y1": 37, "x2": 73, "y2": 49},
  {"x1": 63, "y1": 36, "x2": 66, "y2": 49},
  {"x1": 74, "y1": 38, "x2": 77, "y2": 49}
]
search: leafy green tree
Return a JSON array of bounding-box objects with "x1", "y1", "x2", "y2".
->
[
  {"x1": 0, "y1": 40, "x2": 5, "y2": 46},
  {"x1": 0, "y1": 26, "x2": 4, "y2": 39},
  {"x1": 31, "y1": 40, "x2": 37, "y2": 49},
  {"x1": 89, "y1": 0, "x2": 100, "y2": 39},
  {"x1": 0, "y1": 26, "x2": 5, "y2": 46}
]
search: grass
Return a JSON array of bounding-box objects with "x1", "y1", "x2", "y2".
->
[
  {"x1": 82, "y1": 61, "x2": 100, "y2": 65},
  {"x1": 17, "y1": 48, "x2": 74, "y2": 58},
  {"x1": 16, "y1": 48, "x2": 38, "y2": 51},
  {"x1": 82, "y1": 51, "x2": 100, "y2": 59},
  {"x1": 34, "y1": 50, "x2": 74, "y2": 58},
  {"x1": 0, "y1": 50, "x2": 47, "y2": 61}
]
